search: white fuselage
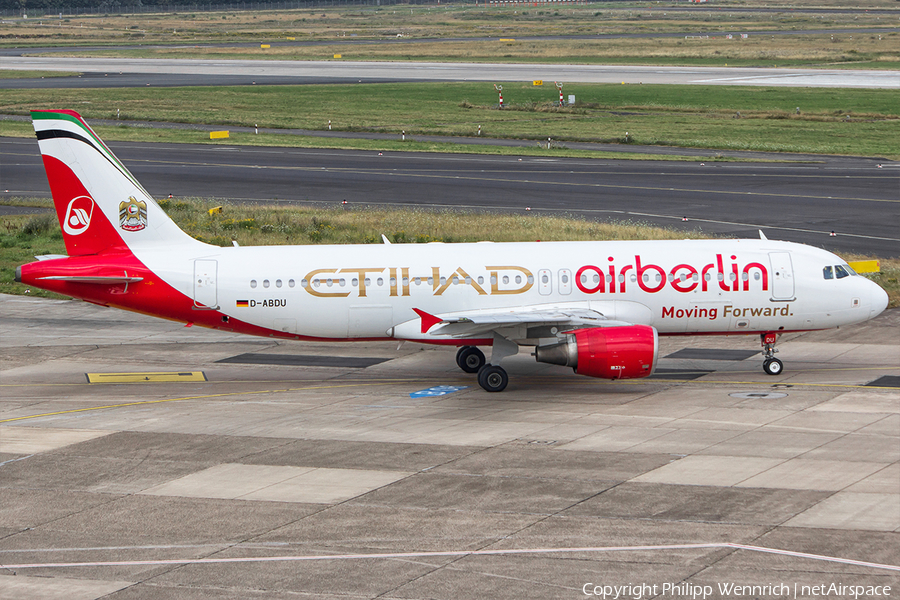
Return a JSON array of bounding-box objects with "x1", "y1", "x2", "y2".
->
[{"x1": 138, "y1": 238, "x2": 887, "y2": 344}]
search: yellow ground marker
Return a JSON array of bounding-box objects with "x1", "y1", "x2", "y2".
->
[
  {"x1": 499, "y1": 38, "x2": 516, "y2": 42},
  {"x1": 209, "y1": 131, "x2": 229, "y2": 140},
  {"x1": 533, "y1": 80, "x2": 543, "y2": 86},
  {"x1": 333, "y1": 53, "x2": 342, "y2": 59},
  {"x1": 260, "y1": 44, "x2": 270, "y2": 49},
  {"x1": 86, "y1": 372, "x2": 207, "y2": 384},
  {"x1": 848, "y1": 260, "x2": 880, "y2": 273}
]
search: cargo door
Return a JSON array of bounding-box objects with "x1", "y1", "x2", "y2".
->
[{"x1": 349, "y1": 305, "x2": 393, "y2": 338}]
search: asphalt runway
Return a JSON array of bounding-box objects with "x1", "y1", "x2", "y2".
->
[
  {"x1": 3, "y1": 136, "x2": 898, "y2": 257},
  {"x1": 0, "y1": 294, "x2": 897, "y2": 599},
  {"x1": 3, "y1": 57, "x2": 899, "y2": 89}
]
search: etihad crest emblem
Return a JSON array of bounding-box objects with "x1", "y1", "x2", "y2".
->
[{"x1": 119, "y1": 196, "x2": 148, "y2": 232}]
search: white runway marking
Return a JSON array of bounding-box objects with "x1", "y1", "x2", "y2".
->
[{"x1": 2, "y1": 542, "x2": 898, "y2": 572}]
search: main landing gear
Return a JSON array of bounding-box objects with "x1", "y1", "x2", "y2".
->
[
  {"x1": 761, "y1": 332, "x2": 784, "y2": 376},
  {"x1": 457, "y1": 345, "x2": 508, "y2": 392},
  {"x1": 457, "y1": 335, "x2": 519, "y2": 393},
  {"x1": 455, "y1": 346, "x2": 486, "y2": 373},
  {"x1": 477, "y1": 365, "x2": 509, "y2": 393}
]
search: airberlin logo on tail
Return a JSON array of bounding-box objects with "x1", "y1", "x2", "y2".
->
[{"x1": 63, "y1": 196, "x2": 94, "y2": 236}]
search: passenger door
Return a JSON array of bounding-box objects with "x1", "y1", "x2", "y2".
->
[{"x1": 769, "y1": 252, "x2": 795, "y2": 300}]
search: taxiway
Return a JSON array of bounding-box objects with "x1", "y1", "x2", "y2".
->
[{"x1": 0, "y1": 295, "x2": 897, "y2": 598}]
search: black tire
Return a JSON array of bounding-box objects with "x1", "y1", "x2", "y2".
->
[
  {"x1": 763, "y1": 358, "x2": 784, "y2": 376},
  {"x1": 477, "y1": 365, "x2": 508, "y2": 392},
  {"x1": 456, "y1": 346, "x2": 486, "y2": 374}
]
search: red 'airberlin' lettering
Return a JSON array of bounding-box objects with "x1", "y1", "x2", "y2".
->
[{"x1": 575, "y1": 254, "x2": 769, "y2": 296}]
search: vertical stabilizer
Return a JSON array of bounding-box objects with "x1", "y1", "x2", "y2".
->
[{"x1": 32, "y1": 110, "x2": 202, "y2": 256}]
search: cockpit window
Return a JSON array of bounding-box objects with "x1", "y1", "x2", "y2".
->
[
  {"x1": 834, "y1": 264, "x2": 850, "y2": 279},
  {"x1": 823, "y1": 266, "x2": 833, "y2": 280},
  {"x1": 842, "y1": 263, "x2": 857, "y2": 276}
]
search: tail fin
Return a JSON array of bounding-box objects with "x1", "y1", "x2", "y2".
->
[{"x1": 32, "y1": 110, "x2": 200, "y2": 256}]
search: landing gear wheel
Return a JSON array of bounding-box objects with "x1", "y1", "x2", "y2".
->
[
  {"x1": 456, "y1": 346, "x2": 486, "y2": 374},
  {"x1": 477, "y1": 365, "x2": 508, "y2": 393},
  {"x1": 763, "y1": 357, "x2": 784, "y2": 376}
]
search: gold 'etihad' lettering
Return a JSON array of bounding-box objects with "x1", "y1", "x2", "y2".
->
[
  {"x1": 303, "y1": 268, "x2": 351, "y2": 298},
  {"x1": 433, "y1": 267, "x2": 487, "y2": 296},
  {"x1": 337, "y1": 267, "x2": 385, "y2": 297},
  {"x1": 487, "y1": 265, "x2": 533, "y2": 295}
]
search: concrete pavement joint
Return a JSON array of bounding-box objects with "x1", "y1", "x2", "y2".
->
[{"x1": 2, "y1": 542, "x2": 898, "y2": 572}]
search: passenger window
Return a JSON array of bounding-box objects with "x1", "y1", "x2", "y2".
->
[
  {"x1": 835, "y1": 265, "x2": 850, "y2": 279},
  {"x1": 823, "y1": 266, "x2": 833, "y2": 280}
]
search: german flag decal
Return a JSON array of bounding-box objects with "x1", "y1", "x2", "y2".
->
[{"x1": 236, "y1": 300, "x2": 249, "y2": 307}]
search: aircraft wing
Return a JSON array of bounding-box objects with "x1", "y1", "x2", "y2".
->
[{"x1": 411, "y1": 306, "x2": 631, "y2": 338}]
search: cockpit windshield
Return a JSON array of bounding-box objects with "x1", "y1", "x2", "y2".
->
[{"x1": 824, "y1": 264, "x2": 857, "y2": 280}]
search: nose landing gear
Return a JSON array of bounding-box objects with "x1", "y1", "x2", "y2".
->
[{"x1": 761, "y1": 332, "x2": 783, "y2": 376}]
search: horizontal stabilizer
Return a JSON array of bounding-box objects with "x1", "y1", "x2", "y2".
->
[
  {"x1": 37, "y1": 275, "x2": 144, "y2": 284},
  {"x1": 34, "y1": 254, "x2": 68, "y2": 261}
]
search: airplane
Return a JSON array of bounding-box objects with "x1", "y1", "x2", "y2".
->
[{"x1": 16, "y1": 110, "x2": 890, "y2": 392}]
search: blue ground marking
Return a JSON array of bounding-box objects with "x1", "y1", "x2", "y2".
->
[{"x1": 410, "y1": 385, "x2": 469, "y2": 398}]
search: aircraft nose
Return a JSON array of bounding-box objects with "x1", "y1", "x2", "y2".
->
[{"x1": 870, "y1": 281, "x2": 889, "y2": 318}]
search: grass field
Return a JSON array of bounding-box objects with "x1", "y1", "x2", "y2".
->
[
  {"x1": 40, "y1": 33, "x2": 899, "y2": 69},
  {"x1": 0, "y1": 70, "x2": 76, "y2": 79},
  {"x1": 3, "y1": 2, "x2": 897, "y2": 45},
  {"x1": 2, "y1": 199, "x2": 896, "y2": 306},
  {"x1": 3, "y1": 1, "x2": 898, "y2": 70},
  {"x1": 3, "y1": 83, "x2": 899, "y2": 157},
  {"x1": 0, "y1": 120, "x2": 719, "y2": 162}
]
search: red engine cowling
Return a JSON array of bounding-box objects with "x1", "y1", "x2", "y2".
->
[{"x1": 534, "y1": 325, "x2": 658, "y2": 380}]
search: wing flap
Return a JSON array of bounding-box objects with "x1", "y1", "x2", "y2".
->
[{"x1": 409, "y1": 304, "x2": 632, "y2": 338}]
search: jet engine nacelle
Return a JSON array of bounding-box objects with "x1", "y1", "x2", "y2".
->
[{"x1": 534, "y1": 325, "x2": 658, "y2": 380}]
